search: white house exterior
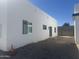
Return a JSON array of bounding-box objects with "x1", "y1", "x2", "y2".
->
[
  {"x1": 73, "y1": 4, "x2": 79, "y2": 44},
  {"x1": 0, "y1": 0, "x2": 57, "y2": 51}
]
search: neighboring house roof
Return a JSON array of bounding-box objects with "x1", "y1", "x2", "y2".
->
[
  {"x1": 73, "y1": 3, "x2": 79, "y2": 17},
  {"x1": 73, "y1": 13, "x2": 79, "y2": 16}
]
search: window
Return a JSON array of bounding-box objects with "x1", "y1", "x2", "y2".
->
[
  {"x1": 43, "y1": 25, "x2": 47, "y2": 30},
  {"x1": 23, "y1": 20, "x2": 32, "y2": 34},
  {"x1": 54, "y1": 27, "x2": 56, "y2": 33}
]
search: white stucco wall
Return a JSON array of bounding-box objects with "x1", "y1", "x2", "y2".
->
[
  {"x1": 74, "y1": 19, "x2": 79, "y2": 44},
  {"x1": 74, "y1": 4, "x2": 79, "y2": 44},
  {"x1": 0, "y1": 1, "x2": 8, "y2": 51},
  {"x1": 74, "y1": 4, "x2": 79, "y2": 14},
  {"x1": 0, "y1": 0, "x2": 57, "y2": 51}
]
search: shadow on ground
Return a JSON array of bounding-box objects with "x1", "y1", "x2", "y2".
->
[{"x1": 1, "y1": 36, "x2": 79, "y2": 59}]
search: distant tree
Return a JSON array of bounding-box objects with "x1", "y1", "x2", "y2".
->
[
  {"x1": 58, "y1": 23, "x2": 74, "y2": 36},
  {"x1": 63, "y1": 23, "x2": 70, "y2": 27},
  {"x1": 62, "y1": 23, "x2": 70, "y2": 31}
]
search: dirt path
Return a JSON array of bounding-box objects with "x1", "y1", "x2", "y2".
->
[{"x1": 1, "y1": 36, "x2": 79, "y2": 59}]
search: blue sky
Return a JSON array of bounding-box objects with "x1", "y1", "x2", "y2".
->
[{"x1": 30, "y1": 0, "x2": 79, "y2": 26}]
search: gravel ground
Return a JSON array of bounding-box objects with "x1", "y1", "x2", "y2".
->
[{"x1": 0, "y1": 36, "x2": 79, "y2": 59}]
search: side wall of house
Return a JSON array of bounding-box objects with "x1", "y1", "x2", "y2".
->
[
  {"x1": 74, "y1": 4, "x2": 79, "y2": 44},
  {"x1": 7, "y1": 0, "x2": 57, "y2": 51},
  {"x1": 74, "y1": 17, "x2": 79, "y2": 44},
  {"x1": 0, "y1": 1, "x2": 8, "y2": 51}
]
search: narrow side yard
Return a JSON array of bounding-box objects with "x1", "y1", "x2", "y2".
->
[{"x1": 0, "y1": 36, "x2": 79, "y2": 59}]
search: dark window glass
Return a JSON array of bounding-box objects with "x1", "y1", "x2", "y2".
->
[
  {"x1": 54, "y1": 27, "x2": 56, "y2": 33},
  {"x1": 23, "y1": 20, "x2": 28, "y2": 34},
  {"x1": 29, "y1": 23, "x2": 32, "y2": 25},
  {"x1": 43, "y1": 25, "x2": 47, "y2": 30}
]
